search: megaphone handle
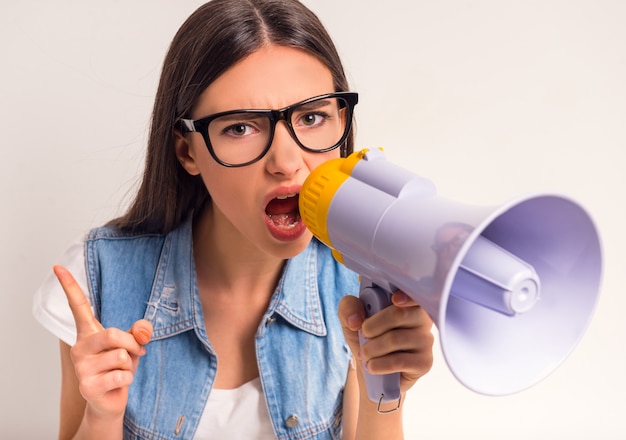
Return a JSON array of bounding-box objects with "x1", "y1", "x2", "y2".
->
[{"x1": 359, "y1": 280, "x2": 402, "y2": 412}]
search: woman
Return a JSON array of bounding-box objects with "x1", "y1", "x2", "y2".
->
[{"x1": 34, "y1": 1, "x2": 434, "y2": 438}]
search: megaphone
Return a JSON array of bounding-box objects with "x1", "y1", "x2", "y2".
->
[{"x1": 299, "y1": 148, "x2": 602, "y2": 405}]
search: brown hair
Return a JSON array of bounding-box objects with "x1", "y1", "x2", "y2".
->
[{"x1": 109, "y1": 0, "x2": 354, "y2": 234}]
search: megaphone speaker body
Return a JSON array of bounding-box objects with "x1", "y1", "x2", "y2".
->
[{"x1": 300, "y1": 148, "x2": 602, "y2": 399}]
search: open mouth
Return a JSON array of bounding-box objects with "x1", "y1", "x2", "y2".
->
[{"x1": 265, "y1": 193, "x2": 301, "y2": 229}]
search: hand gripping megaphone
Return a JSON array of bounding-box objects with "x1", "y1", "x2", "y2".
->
[{"x1": 299, "y1": 148, "x2": 602, "y2": 405}]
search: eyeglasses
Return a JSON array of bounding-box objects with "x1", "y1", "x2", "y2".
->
[{"x1": 177, "y1": 92, "x2": 358, "y2": 167}]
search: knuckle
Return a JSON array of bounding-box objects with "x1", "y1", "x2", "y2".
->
[
  {"x1": 110, "y1": 370, "x2": 124, "y2": 388},
  {"x1": 77, "y1": 384, "x2": 90, "y2": 399},
  {"x1": 425, "y1": 330, "x2": 435, "y2": 348},
  {"x1": 103, "y1": 328, "x2": 119, "y2": 346},
  {"x1": 73, "y1": 360, "x2": 89, "y2": 380},
  {"x1": 69, "y1": 345, "x2": 81, "y2": 363},
  {"x1": 422, "y1": 354, "x2": 434, "y2": 373},
  {"x1": 398, "y1": 353, "x2": 417, "y2": 371},
  {"x1": 109, "y1": 370, "x2": 132, "y2": 389},
  {"x1": 116, "y1": 348, "x2": 130, "y2": 364},
  {"x1": 387, "y1": 329, "x2": 404, "y2": 347},
  {"x1": 410, "y1": 353, "x2": 434, "y2": 375},
  {"x1": 387, "y1": 354, "x2": 413, "y2": 374},
  {"x1": 415, "y1": 325, "x2": 435, "y2": 350},
  {"x1": 78, "y1": 376, "x2": 97, "y2": 400}
]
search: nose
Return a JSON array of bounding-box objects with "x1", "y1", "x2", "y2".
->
[{"x1": 264, "y1": 121, "x2": 304, "y2": 178}]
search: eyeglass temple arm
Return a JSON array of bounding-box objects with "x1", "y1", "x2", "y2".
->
[{"x1": 177, "y1": 119, "x2": 197, "y2": 133}]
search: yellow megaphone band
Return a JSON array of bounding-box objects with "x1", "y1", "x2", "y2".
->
[{"x1": 299, "y1": 149, "x2": 369, "y2": 253}]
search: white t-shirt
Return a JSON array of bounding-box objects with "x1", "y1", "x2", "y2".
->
[{"x1": 33, "y1": 236, "x2": 276, "y2": 439}]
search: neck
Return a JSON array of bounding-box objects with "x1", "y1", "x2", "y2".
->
[{"x1": 192, "y1": 205, "x2": 285, "y2": 300}]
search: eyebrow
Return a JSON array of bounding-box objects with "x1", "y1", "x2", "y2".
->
[
  {"x1": 215, "y1": 112, "x2": 269, "y2": 122},
  {"x1": 210, "y1": 98, "x2": 336, "y2": 122},
  {"x1": 295, "y1": 99, "x2": 333, "y2": 111}
]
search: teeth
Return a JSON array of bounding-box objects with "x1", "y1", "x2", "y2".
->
[
  {"x1": 276, "y1": 193, "x2": 298, "y2": 200},
  {"x1": 268, "y1": 213, "x2": 300, "y2": 228}
]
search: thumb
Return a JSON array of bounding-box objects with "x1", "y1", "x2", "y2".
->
[
  {"x1": 129, "y1": 319, "x2": 153, "y2": 346},
  {"x1": 338, "y1": 296, "x2": 365, "y2": 352}
]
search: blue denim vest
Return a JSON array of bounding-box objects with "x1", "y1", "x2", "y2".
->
[{"x1": 84, "y1": 215, "x2": 359, "y2": 439}]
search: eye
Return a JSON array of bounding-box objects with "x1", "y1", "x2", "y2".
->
[
  {"x1": 223, "y1": 123, "x2": 257, "y2": 137},
  {"x1": 297, "y1": 112, "x2": 328, "y2": 128}
]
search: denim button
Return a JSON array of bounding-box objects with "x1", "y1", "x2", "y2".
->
[{"x1": 285, "y1": 414, "x2": 299, "y2": 428}]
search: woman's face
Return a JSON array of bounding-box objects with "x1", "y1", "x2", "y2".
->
[{"x1": 176, "y1": 45, "x2": 342, "y2": 259}]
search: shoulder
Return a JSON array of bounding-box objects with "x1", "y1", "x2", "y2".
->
[
  {"x1": 84, "y1": 225, "x2": 167, "y2": 276},
  {"x1": 86, "y1": 224, "x2": 166, "y2": 250},
  {"x1": 85, "y1": 218, "x2": 195, "y2": 328},
  {"x1": 85, "y1": 226, "x2": 168, "y2": 315}
]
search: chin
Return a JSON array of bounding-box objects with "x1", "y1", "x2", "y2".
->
[{"x1": 268, "y1": 230, "x2": 313, "y2": 260}]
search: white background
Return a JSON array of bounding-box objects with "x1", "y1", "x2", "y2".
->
[{"x1": 1, "y1": 1, "x2": 625, "y2": 438}]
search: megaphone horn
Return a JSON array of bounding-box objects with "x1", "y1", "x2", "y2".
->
[{"x1": 299, "y1": 148, "x2": 602, "y2": 404}]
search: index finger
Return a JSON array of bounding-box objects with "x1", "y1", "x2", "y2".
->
[
  {"x1": 391, "y1": 290, "x2": 419, "y2": 307},
  {"x1": 53, "y1": 265, "x2": 103, "y2": 336}
]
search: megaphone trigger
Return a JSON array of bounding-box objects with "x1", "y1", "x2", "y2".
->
[{"x1": 358, "y1": 279, "x2": 402, "y2": 410}]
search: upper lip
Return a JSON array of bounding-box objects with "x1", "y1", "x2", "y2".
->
[{"x1": 263, "y1": 184, "x2": 302, "y2": 209}]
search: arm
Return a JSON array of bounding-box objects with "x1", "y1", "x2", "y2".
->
[
  {"x1": 340, "y1": 291, "x2": 434, "y2": 440},
  {"x1": 59, "y1": 341, "x2": 86, "y2": 440},
  {"x1": 59, "y1": 339, "x2": 132, "y2": 440},
  {"x1": 342, "y1": 360, "x2": 405, "y2": 440}
]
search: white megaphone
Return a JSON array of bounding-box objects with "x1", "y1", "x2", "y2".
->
[{"x1": 299, "y1": 148, "x2": 602, "y2": 405}]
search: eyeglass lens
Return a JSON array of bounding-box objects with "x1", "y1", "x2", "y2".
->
[{"x1": 207, "y1": 96, "x2": 349, "y2": 166}]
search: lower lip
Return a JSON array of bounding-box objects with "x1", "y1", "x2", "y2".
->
[{"x1": 264, "y1": 215, "x2": 308, "y2": 242}]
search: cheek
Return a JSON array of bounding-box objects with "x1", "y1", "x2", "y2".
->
[
  {"x1": 202, "y1": 172, "x2": 259, "y2": 233},
  {"x1": 202, "y1": 170, "x2": 246, "y2": 204},
  {"x1": 304, "y1": 149, "x2": 341, "y2": 171},
  {"x1": 200, "y1": 162, "x2": 263, "y2": 218}
]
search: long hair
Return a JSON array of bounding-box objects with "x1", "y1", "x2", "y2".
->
[{"x1": 109, "y1": 0, "x2": 354, "y2": 234}]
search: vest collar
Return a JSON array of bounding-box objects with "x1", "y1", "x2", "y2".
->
[{"x1": 144, "y1": 215, "x2": 327, "y2": 343}]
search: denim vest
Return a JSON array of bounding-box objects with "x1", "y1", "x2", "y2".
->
[{"x1": 84, "y1": 215, "x2": 359, "y2": 439}]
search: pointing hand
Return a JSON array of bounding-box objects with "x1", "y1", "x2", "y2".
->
[{"x1": 54, "y1": 265, "x2": 153, "y2": 419}]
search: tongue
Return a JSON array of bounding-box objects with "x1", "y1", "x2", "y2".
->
[
  {"x1": 266, "y1": 197, "x2": 300, "y2": 227},
  {"x1": 269, "y1": 213, "x2": 298, "y2": 227}
]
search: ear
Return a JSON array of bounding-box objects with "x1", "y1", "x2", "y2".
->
[{"x1": 174, "y1": 128, "x2": 201, "y2": 176}]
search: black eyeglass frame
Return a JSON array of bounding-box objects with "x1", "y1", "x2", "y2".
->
[{"x1": 177, "y1": 92, "x2": 359, "y2": 167}]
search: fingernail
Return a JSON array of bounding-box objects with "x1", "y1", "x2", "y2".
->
[
  {"x1": 393, "y1": 291, "x2": 409, "y2": 305},
  {"x1": 136, "y1": 328, "x2": 151, "y2": 346},
  {"x1": 347, "y1": 313, "x2": 363, "y2": 330}
]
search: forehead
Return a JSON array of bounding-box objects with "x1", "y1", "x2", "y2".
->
[{"x1": 193, "y1": 45, "x2": 335, "y2": 117}]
